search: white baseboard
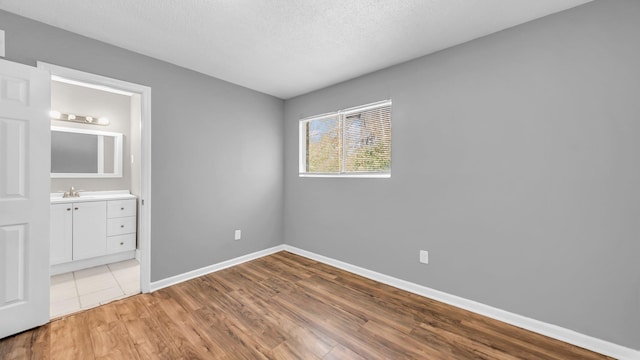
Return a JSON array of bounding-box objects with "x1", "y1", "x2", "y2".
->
[
  {"x1": 149, "y1": 245, "x2": 285, "y2": 292},
  {"x1": 282, "y1": 245, "x2": 640, "y2": 360}
]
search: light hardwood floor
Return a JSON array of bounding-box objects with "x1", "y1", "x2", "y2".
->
[{"x1": 0, "y1": 251, "x2": 612, "y2": 359}]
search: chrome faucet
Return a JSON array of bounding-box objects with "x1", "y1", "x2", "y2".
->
[{"x1": 63, "y1": 186, "x2": 80, "y2": 198}]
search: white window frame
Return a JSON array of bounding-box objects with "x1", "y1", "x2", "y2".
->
[{"x1": 299, "y1": 100, "x2": 391, "y2": 178}]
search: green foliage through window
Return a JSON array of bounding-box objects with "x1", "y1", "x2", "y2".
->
[{"x1": 300, "y1": 101, "x2": 391, "y2": 176}]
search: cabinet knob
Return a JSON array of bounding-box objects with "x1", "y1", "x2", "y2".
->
[
  {"x1": 120, "y1": 225, "x2": 125, "y2": 228},
  {"x1": 121, "y1": 207, "x2": 124, "y2": 210},
  {"x1": 120, "y1": 242, "x2": 124, "y2": 245},
  {"x1": 74, "y1": 207, "x2": 78, "y2": 210},
  {"x1": 66, "y1": 208, "x2": 71, "y2": 211}
]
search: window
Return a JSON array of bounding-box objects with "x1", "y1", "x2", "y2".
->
[{"x1": 299, "y1": 100, "x2": 391, "y2": 177}]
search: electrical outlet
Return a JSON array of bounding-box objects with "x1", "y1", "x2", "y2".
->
[
  {"x1": 234, "y1": 229, "x2": 241, "y2": 240},
  {"x1": 419, "y1": 250, "x2": 429, "y2": 264}
]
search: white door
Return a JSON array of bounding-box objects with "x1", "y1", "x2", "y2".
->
[{"x1": 0, "y1": 59, "x2": 51, "y2": 338}]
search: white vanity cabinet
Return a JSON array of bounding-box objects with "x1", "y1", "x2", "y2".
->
[
  {"x1": 50, "y1": 201, "x2": 107, "y2": 264},
  {"x1": 50, "y1": 192, "x2": 137, "y2": 274}
]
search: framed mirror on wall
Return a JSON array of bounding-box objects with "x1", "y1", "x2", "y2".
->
[{"x1": 51, "y1": 126, "x2": 123, "y2": 178}]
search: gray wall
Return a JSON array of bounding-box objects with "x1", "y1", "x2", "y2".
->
[
  {"x1": 0, "y1": 9, "x2": 284, "y2": 282},
  {"x1": 284, "y1": 0, "x2": 640, "y2": 350},
  {"x1": 50, "y1": 80, "x2": 133, "y2": 192}
]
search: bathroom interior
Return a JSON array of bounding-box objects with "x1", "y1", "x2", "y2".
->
[{"x1": 48, "y1": 77, "x2": 142, "y2": 318}]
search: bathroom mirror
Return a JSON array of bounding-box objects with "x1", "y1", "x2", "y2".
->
[{"x1": 51, "y1": 126, "x2": 123, "y2": 178}]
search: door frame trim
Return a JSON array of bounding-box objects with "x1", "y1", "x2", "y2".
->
[{"x1": 37, "y1": 62, "x2": 152, "y2": 293}]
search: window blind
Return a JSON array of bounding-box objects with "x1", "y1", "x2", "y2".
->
[
  {"x1": 343, "y1": 105, "x2": 391, "y2": 172},
  {"x1": 300, "y1": 100, "x2": 391, "y2": 176},
  {"x1": 306, "y1": 115, "x2": 341, "y2": 173}
]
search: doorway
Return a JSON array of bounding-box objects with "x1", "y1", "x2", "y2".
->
[{"x1": 38, "y1": 62, "x2": 151, "y2": 317}]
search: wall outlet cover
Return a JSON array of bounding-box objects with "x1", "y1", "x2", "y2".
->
[
  {"x1": 419, "y1": 250, "x2": 429, "y2": 264},
  {"x1": 234, "y1": 229, "x2": 241, "y2": 240}
]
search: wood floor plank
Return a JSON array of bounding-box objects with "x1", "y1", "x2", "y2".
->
[
  {"x1": 121, "y1": 316, "x2": 184, "y2": 360},
  {"x1": 360, "y1": 319, "x2": 450, "y2": 358},
  {"x1": 412, "y1": 321, "x2": 535, "y2": 360},
  {"x1": 271, "y1": 341, "x2": 323, "y2": 360},
  {"x1": 323, "y1": 344, "x2": 367, "y2": 360},
  {"x1": 220, "y1": 292, "x2": 287, "y2": 349},
  {"x1": 269, "y1": 292, "x2": 410, "y2": 359},
  {"x1": 84, "y1": 301, "x2": 121, "y2": 329},
  {"x1": 152, "y1": 294, "x2": 227, "y2": 359},
  {"x1": 191, "y1": 306, "x2": 266, "y2": 359},
  {"x1": 0, "y1": 251, "x2": 614, "y2": 359},
  {"x1": 89, "y1": 321, "x2": 140, "y2": 360},
  {"x1": 139, "y1": 291, "x2": 221, "y2": 359},
  {"x1": 162, "y1": 281, "x2": 205, "y2": 312},
  {"x1": 295, "y1": 274, "x2": 416, "y2": 334},
  {"x1": 50, "y1": 313, "x2": 96, "y2": 359},
  {"x1": 173, "y1": 305, "x2": 268, "y2": 360},
  {"x1": 232, "y1": 289, "x2": 337, "y2": 358},
  {"x1": 273, "y1": 252, "x2": 342, "y2": 280},
  {"x1": 115, "y1": 296, "x2": 150, "y2": 322},
  {"x1": 0, "y1": 325, "x2": 50, "y2": 360},
  {"x1": 114, "y1": 295, "x2": 184, "y2": 359},
  {"x1": 28, "y1": 325, "x2": 51, "y2": 360}
]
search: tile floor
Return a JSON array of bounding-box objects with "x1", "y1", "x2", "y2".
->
[{"x1": 50, "y1": 259, "x2": 140, "y2": 319}]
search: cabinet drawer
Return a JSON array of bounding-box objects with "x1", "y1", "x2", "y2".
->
[
  {"x1": 107, "y1": 216, "x2": 137, "y2": 236},
  {"x1": 107, "y1": 234, "x2": 136, "y2": 254},
  {"x1": 107, "y1": 199, "x2": 136, "y2": 218}
]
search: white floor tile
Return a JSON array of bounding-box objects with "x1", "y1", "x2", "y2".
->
[
  {"x1": 120, "y1": 280, "x2": 141, "y2": 295},
  {"x1": 112, "y1": 271, "x2": 139, "y2": 285},
  {"x1": 50, "y1": 259, "x2": 140, "y2": 319},
  {"x1": 50, "y1": 297, "x2": 80, "y2": 318},
  {"x1": 50, "y1": 281, "x2": 78, "y2": 302},
  {"x1": 75, "y1": 272, "x2": 120, "y2": 295},
  {"x1": 74, "y1": 265, "x2": 110, "y2": 278},
  {"x1": 51, "y1": 272, "x2": 74, "y2": 285},
  {"x1": 108, "y1": 259, "x2": 139, "y2": 272},
  {"x1": 110, "y1": 264, "x2": 139, "y2": 282},
  {"x1": 79, "y1": 287, "x2": 125, "y2": 308}
]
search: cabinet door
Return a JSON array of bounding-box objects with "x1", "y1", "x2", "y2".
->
[
  {"x1": 50, "y1": 204, "x2": 73, "y2": 265},
  {"x1": 72, "y1": 201, "x2": 107, "y2": 261}
]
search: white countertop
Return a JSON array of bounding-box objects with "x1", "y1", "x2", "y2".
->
[{"x1": 50, "y1": 190, "x2": 136, "y2": 204}]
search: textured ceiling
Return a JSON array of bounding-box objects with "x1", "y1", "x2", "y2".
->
[{"x1": 0, "y1": 0, "x2": 592, "y2": 99}]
